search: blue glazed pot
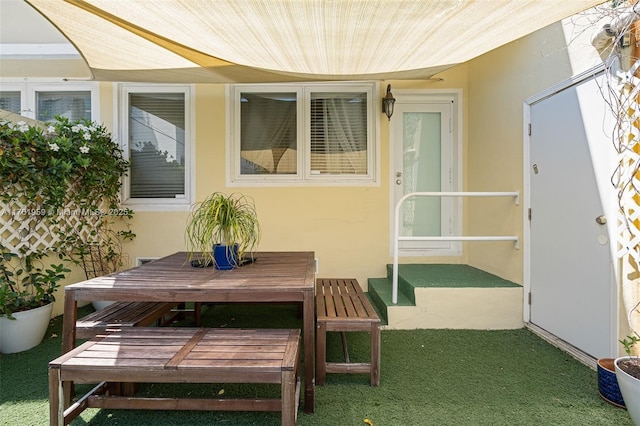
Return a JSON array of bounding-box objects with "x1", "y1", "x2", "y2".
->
[
  {"x1": 213, "y1": 244, "x2": 238, "y2": 270},
  {"x1": 597, "y1": 358, "x2": 625, "y2": 408}
]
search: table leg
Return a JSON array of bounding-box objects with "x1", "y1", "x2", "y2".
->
[
  {"x1": 303, "y1": 290, "x2": 315, "y2": 413},
  {"x1": 61, "y1": 290, "x2": 77, "y2": 407},
  {"x1": 61, "y1": 291, "x2": 77, "y2": 354}
]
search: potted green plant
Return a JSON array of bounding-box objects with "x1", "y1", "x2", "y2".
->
[
  {"x1": 185, "y1": 192, "x2": 261, "y2": 270},
  {"x1": 0, "y1": 251, "x2": 69, "y2": 353}
]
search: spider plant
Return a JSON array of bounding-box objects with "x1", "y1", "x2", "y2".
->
[{"x1": 185, "y1": 192, "x2": 261, "y2": 268}]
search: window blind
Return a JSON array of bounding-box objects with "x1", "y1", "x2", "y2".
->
[
  {"x1": 36, "y1": 91, "x2": 91, "y2": 121},
  {"x1": 310, "y1": 92, "x2": 367, "y2": 175},
  {"x1": 128, "y1": 92, "x2": 185, "y2": 199},
  {"x1": 0, "y1": 91, "x2": 21, "y2": 114}
]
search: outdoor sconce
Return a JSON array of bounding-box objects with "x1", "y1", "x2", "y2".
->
[{"x1": 382, "y1": 84, "x2": 396, "y2": 121}]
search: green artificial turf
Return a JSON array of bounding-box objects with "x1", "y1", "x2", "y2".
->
[
  {"x1": 0, "y1": 303, "x2": 632, "y2": 425},
  {"x1": 388, "y1": 264, "x2": 522, "y2": 288}
]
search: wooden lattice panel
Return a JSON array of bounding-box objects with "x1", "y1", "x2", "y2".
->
[
  {"x1": 0, "y1": 197, "x2": 104, "y2": 257},
  {"x1": 612, "y1": 60, "x2": 640, "y2": 264}
]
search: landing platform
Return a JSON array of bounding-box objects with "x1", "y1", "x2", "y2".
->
[{"x1": 368, "y1": 264, "x2": 523, "y2": 330}]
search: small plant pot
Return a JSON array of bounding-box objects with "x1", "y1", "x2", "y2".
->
[
  {"x1": 597, "y1": 358, "x2": 625, "y2": 408},
  {"x1": 92, "y1": 301, "x2": 115, "y2": 311},
  {"x1": 213, "y1": 244, "x2": 239, "y2": 270}
]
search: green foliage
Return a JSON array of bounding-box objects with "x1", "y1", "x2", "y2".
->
[
  {"x1": 620, "y1": 334, "x2": 640, "y2": 359},
  {"x1": 0, "y1": 116, "x2": 135, "y2": 317},
  {"x1": 0, "y1": 251, "x2": 70, "y2": 319},
  {"x1": 185, "y1": 192, "x2": 261, "y2": 266},
  {"x1": 0, "y1": 116, "x2": 129, "y2": 213}
]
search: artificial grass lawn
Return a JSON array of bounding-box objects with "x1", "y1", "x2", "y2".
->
[
  {"x1": 391, "y1": 264, "x2": 521, "y2": 288},
  {"x1": 0, "y1": 303, "x2": 633, "y2": 426}
]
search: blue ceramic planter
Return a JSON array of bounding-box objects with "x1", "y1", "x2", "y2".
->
[{"x1": 213, "y1": 244, "x2": 238, "y2": 270}]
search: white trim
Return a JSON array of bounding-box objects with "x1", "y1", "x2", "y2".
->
[
  {"x1": 0, "y1": 43, "x2": 80, "y2": 59},
  {"x1": 524, "y1": 63, "x2": 608, "y2": 105},
  {"x1": 526, "y1": 323, "x2": 596, "y2": 369},
  {"x1": 522, "y1": 101, "x2": 532, "y2": 324}
]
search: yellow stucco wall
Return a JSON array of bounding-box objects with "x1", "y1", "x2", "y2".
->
[
  {"x1": 42, "y1": 15, "x2": 605, "y2": 319},
  {"x1": 464, "y1": 17, "x2": 602, "y2": 284}
]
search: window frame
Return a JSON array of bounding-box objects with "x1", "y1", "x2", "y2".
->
[
  {"x1": 0, "y1": 80, "x2": 99, "y2": 121},
  {"x1": 227, "y1": 81, "x2": 378, "y2": 186},
  {"x1": 117, "y1": 83, "x2": 194, "y2": 211}
]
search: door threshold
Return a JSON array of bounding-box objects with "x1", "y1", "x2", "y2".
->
[{"x1": 525, "y1": 323, "x2": 596, "y2": 370}]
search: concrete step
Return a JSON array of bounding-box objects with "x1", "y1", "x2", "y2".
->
[{"x1": 368, "y1": 264, "x2": 523, "y2": 330}]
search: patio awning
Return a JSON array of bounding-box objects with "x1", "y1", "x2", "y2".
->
[{"x1": 25, "y1": 0, "x2": 606, "y2": 83}]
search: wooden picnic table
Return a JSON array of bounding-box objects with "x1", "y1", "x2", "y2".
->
[{"x1": 61, "y1": 251, "x2": 316, "y2": 413}]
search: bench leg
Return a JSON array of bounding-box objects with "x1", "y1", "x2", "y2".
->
[
  {"x1": 340, "y1": 331, "x2": 350, "y2": 362},
  {"x1": 316, "y1": 321, "x2": 327, "y2": 386},
  {"x1": 370, "y1": 322, "x2": 381, "y2": 386},
  {"x1": 49, "y1": 368, "x2": 63, "y2": 426},
  {"x1": 281, "y1": 369, "x2": 297, "y2": 426}
]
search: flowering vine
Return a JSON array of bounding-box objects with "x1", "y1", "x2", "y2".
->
[
  {"x1": 0, "y1": 115, "x2": 135, "y2": 316},
  {"x1": 1, "y1": 116, "x2": 129, "y2": 215}
]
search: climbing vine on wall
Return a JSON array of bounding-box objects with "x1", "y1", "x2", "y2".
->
[{"x1": 0, "y1": 115, "x2": 135, "y2": 307}]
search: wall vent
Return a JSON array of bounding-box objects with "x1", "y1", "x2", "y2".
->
[{"x1": 136, "y1": 257, "x2": 159, "y2": 266}]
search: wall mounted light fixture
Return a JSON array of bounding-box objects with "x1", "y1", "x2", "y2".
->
[{"x1": 382, "y1": 84, "x2": 396, "y2": 121}]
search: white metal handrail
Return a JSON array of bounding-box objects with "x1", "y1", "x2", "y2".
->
[{"x1": 392, "y1": 191, "x2": 520, "y2": 304}]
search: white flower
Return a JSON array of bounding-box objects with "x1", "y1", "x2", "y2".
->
[
  {"x1": 48, "y1": 143, "x2": 60, "y2": 152},
  {"x1": 71, "y1": 125, "x2": 81, "y2": 133},
  {"x1": 46, "y1": 125, "x2": 56, "y2": 134},
  {"x1": 82, "y1": 132, "x2": 91, "y2": 141},
  {"x1": 16, "y1": 121, "x2": 29, "y2": 132},
  {"x1": 79, "y1": 145, "x2": 90, "y2": 154}
]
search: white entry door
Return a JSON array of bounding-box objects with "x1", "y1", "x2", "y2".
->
[
  {"x1": 392, "y1": 98, "x2": 456, "y2": 255},
  {"x1": 528, "y1": 70, "x2": 615, "y2": 359}
]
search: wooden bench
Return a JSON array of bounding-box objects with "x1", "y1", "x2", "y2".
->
[
  {"x1": 316, "y1": 278, "x2": 381, "y2": 386},
  {"x1": 75, "y1": 301, "x2": 185, "y2": 339},
  {"x1": 49, "y1": 327, "x2": 301, "y2": 426}
]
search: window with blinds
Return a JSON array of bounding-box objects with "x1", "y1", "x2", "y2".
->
[
  {"x1": 36, "y1": 91, "x2": 91, "y2": 121},
  {"x1": 309, "y1": 92, "x2": 367, "y2": 175},
  {"x1": 0, "y1": 83, "x2": 96, "y2": 120},
  {"x1": 127, "y1": 91, "x2": 187, "y2": 200},
  {"x1": 0, "y1": 91, "x2": 21, "y2": 114},
  {"x1": 231, "y1": 82, "x2": 375, "y2": 185}
]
